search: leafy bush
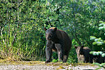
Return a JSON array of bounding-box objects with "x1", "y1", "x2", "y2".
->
[
  {"x1": 90, "y1": 21, "x2": 105, "y2": 69},
  {"x1": 0, "y1": 0, "x2": 105, "y2": 62}
]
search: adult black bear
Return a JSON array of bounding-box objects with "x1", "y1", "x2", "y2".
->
[
  {"x1": 75, "y1": 45, "x2": 93, "y2": 63},
  {"x1": 44, "y1": 27, "x2": 72, "y2": 63}
]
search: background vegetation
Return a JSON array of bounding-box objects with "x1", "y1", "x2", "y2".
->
[{"x1": 0, "y1": 0, "x2": 105, "y2": 63}]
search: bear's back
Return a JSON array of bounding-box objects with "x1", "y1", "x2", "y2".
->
[
  {"x1": 83, "y1": 47, "x2": 91, "y2": 57},
  {"x1": 56, "y1": 29, "x2": 72, "y2": 51},
  {"x1": 49, "y1": 27, "x2": 72, "y2": 51}
]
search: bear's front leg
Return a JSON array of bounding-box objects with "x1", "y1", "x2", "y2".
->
[
  {"x1": 55, "y1": 44, "x2": 63, "y2": 62},
  {"x1": 45, "y1": 41, "x2": 53, "y2": 63}
]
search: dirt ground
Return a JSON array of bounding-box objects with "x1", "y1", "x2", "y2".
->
[{"x1": 0, "y1": 61, "x2": 104, "y2": 70}]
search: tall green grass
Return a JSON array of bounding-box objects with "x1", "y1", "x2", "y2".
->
[{"x1": 0, "y1": 24, "x2": 46, "y2": 61}]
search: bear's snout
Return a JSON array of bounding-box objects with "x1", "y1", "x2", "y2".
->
[{"x1": 46, "y1": 35, "x2": 52, "y2": 40}]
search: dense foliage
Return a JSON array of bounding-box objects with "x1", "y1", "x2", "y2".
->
[
  {"x1": 0, "y1": 0, "x2": 105, "y2": 62},
  {"x1": 90, "y1": 22, "x2": 105, "y2": 69}
]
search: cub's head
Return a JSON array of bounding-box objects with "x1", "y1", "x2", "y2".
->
[
  {"x1": 75, "y1": 45, "x2": 84, "y2": 55},
  {"x1": 44, "y1": 27, "x2": 57, "y2": 41}
]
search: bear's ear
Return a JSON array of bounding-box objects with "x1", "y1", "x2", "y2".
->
[
  {"x1": 54, "y1": 27, "x2": 57, "y2": 32},
  {"x1": 74, "y1": 45, "x2": 77, "y2": 49},
  {"x1": 80, "y1": 45, "x2": 84, "y2": 54},
  {"x1": 44, "y1": 28, "x2": 47, "y2": 31},
  {"x1": 81, "y1": 45, "x2": 84, "y2": 48}
]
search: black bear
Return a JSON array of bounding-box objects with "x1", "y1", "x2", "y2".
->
[
  {"x1": 44, "y1": 27, "x2": 72, "y2": 63},
  {"x1": 75, "y1": 45, "x2": 93, "y2": 63},
  {"x1": 75, "y1": 45, "x2": 105, "y2": 63},
  {"x1": 92, "y1": 52, "x2": 105, "y2": 63}
]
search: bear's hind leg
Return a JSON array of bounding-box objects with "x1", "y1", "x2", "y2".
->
[
  {"x1": 63, "y1": 52, "x2": 69, "y2": 62},
  {"x1": 55, "y1": 44, "x2": 63, "y2": 62},
  {"x1": 63, "y1": 55, "x2": 68, "y2": 62}
]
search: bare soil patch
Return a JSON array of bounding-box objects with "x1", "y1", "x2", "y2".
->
[{"x1": 0, "y1": 60, "x2": 104, "y2": 70}]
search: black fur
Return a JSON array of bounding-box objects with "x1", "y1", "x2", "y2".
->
[{"x1": 44, "y1": 27, "x2": 72, "y2": 63}]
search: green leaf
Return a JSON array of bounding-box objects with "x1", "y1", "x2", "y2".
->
[
  {"x1": 94, "y1": 39, "x2": 99, "y2": 42},
  {"x1": 102, "y1": 53, "x2": 105, "y2": 57},
  {"x1": 99, "y1": 51, "x2": 103, "y2": 55},
  {"x1": 99, "y1": 27, "x2": 104, "y2": 30},
  {"x1": 101, "y1": 0, "x2": 105, "y2": 2},
  {"x1": 52, "y1": 59, "x2": 58, "y2": 63},
  {"x1": 96, "y1": 42, "x2": 103, "y2": 45},
  {"x1": 90, "y1": 36, "x2": 96, "y2": 40},
  {"x1": 93, "y1": 42, "x2": 97, "y2": 45},
  {"x1": 90, "y1": 51, "x2": 93, "y2": 54},
  {"x1": 93, "y1": 52, "x2": 97, "y2": 56}
]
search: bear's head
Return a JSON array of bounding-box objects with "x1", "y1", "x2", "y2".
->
[
  {"x1": 44, "y1": 27, "x2": 57, "y2": 41},
  {"x1": 75, "y1": 45, "x2": 84, "y2": 55}
]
